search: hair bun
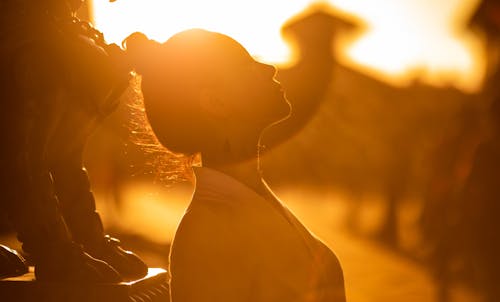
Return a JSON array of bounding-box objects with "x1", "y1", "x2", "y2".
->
[{"x1": 122, "y1": 32, "x2": 162, "y2": 75}]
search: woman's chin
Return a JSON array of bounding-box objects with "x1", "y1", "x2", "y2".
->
[
  {"x1": 271, "y1": 102, "x2": 292, "y2": 127},
  {"x1": 260, "y1": 110, "x2": 291, "y2": 138}
]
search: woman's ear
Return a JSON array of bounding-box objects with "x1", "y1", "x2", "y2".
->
[{"x1": 198, "y1": 88, "x2": 229, "y2": 119}]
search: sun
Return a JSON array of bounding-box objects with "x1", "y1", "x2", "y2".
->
[
  {"x1": 90, "y1": 0, "x2": 486, "y2": 92},
  {"x1": 90, "y1": 0, "x2": 314, "y2": 63}
]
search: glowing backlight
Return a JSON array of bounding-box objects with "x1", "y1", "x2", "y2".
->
[
  {"x1": 91, "y1": 0, "x2": 485, "y2": 92},
  {"x1": 331, "y1": 0, "x2": 484, "y2": 91},
  {"x1": 91, "y1": 0, "x2": 312, "y2": 63}
]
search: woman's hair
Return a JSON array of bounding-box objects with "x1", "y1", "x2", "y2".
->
[
  {"x1": 124, "y1": 29, "x2": 247, "y2": 156},
  {"x1": 125, "y1": 74, "x2": 196, "y2": 183}
]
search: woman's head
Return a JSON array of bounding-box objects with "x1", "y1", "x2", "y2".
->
[{"x1": 124, "y1": 29, "x2": 290, "y2": 165}]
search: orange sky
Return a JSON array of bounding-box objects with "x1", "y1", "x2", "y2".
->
[{"x1": 90, "y1": 0, "x2": 486, "y2": 92}]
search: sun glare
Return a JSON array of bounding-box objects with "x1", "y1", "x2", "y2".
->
[
  {"x1": 91, "y1": 0, "x2": 486, "y2": 92},
  {"x1": 91, "y1": 0, "x2": 312, "y2": 63},
  {"x1": 330, "y1": 0, "x2": 485, "y2": 91}
]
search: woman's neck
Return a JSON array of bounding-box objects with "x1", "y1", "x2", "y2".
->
[{"x1": 205, "y1": 158, "x2": 269, "y2": 197}]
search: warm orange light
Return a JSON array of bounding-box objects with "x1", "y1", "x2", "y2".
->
[
  {"x1": 332, "y1": 0, "x2": 485, "y2": 92},
  {"x1": 90, "y1": 0, "x2": 485, "y2": 92},
  {"x1": 90, "y1": 0, "x2": 312, "y2": 63}
]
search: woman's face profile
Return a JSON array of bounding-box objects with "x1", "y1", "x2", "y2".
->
[
  {"x1": 124, "y1": 29, "x2": 291, "y2": 158},
  {"x1": 207, "y1": 37, "x2": 291, "y2": 131}
]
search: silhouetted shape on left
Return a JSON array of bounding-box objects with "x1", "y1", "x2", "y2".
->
[
  {"x1": 0, "y1": 245, "x2": 28, "y2": 279},
  {"x1": 0, "y1": 0, "x2": 147, "y2": 282}
]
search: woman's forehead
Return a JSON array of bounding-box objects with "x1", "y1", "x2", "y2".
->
[
  {"x1": 205, "y1": 34, "x2": 254, "y2": 65},
  {"x1": 167, "y1": 29, "x2": 254, "y2": 64}
]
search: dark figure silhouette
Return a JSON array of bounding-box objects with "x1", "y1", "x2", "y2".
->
[
  {"x1": 415, "y1": 2, "x2": 500, "y2": 300},
  {"x1": 419, "y1": 103, "x2": 485, "y2": 302},
  {"x1": 468, "y1": 0, "x2": 500, "y2": 43},
  {"x1": 0, "y1": 0, "x2": 146, "y2": 282},
  {"x1": 455, "y1": 98, "x2": 500, "y2": 302},
  {"x1": 125, "y1": 28, "x2": 346, "y2": 302},
  {"x1": 468, "y1": 0, "x2": 500, "y2": 90}
]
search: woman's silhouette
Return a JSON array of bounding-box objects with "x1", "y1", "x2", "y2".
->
[{"x1": 125, "y1": 29, "x2": 346, "y2": 301}]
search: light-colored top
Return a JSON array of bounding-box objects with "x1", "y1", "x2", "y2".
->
[{"x1": 169, "y1": 167, "x2": 346, "y2": 302}]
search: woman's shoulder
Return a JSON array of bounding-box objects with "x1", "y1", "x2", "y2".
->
[
  {"x1": 172, "y1": 197, "x2": 247, "y2": 249},
  {"x1": 169, "y1": 200, "x2": 251, "y2": 270}
]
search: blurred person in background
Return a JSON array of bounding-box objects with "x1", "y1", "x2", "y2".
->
[
  {"x1": 456, "y1": 97, "x2": 500, "y2": 302},
  {"x1": 419, "y1": 1, "x2": 500, "y2": 300}
]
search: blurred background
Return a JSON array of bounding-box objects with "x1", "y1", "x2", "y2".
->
[{"x1": 3, "y1": 0, "x2": 500, "y2": 301}]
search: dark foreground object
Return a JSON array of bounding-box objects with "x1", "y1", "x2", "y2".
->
[{"x1": 0, "y1": 267, "x2": 168, "y2": 302}]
